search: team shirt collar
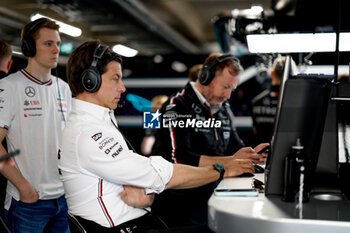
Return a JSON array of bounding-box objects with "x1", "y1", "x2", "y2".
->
[
  {"x1": 72, "y1": 98, "x2": 112, "y2": 122},
  {"x1": 189, "y1": 81, "x2": 222, "y2": 114},
  {"x1": 20, "y1": 69, "x2": 53, "y2": 86}
]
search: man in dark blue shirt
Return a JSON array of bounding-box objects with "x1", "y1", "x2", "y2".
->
[{"x1": 152, "y1": 53, "x2": 268, "y2": 227}]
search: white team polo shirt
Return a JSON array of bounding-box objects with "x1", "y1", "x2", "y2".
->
[
  {"x1": 58, "y1": 98, "x2": 173, "y2": 228},
  {"x1": 0, "y1": 69, "x2": 72, "y2": 209}
]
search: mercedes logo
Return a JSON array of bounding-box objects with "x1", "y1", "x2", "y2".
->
[{"x1": 25, "y1": 86, "x2": 36, "y2": 97}]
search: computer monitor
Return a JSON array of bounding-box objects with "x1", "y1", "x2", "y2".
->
[{"x1": 264, "y1": 68, "x2": 333, "y2": 196}]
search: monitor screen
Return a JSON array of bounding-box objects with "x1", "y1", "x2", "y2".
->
[{"x1": 264, "y1": 73, "x2": 333, "y2": 196}]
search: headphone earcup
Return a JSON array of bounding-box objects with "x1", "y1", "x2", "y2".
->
[
  {"x1": 81, "y1": 67, "x2": 102, "y2": 93},
  {"x1": 198, "y1": 65, "x2": 212, "y2": 86},
  {"x1": 21, "y1": 36, "x2": 36, "y2": 57}
]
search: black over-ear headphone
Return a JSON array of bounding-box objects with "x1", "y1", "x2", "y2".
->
[
  {"x1": 198, "y1": 54, "x2": 240, "y2": 86},
  {"x1": 21, "y1": 18, "x2": 50, "y2": 57},
  {"x1": 81, "y1": 44, "x2": 109, "y2": 93}
]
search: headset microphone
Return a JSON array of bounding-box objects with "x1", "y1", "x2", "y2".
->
[{"x1": 117, "y1": 99, "x2": 125, "y2": 108}]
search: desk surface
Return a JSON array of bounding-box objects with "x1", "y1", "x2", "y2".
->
[{"x1": 208, "y1": 174, "x2": 350, "y2": 233}]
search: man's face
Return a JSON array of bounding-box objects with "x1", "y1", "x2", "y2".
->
[
  {"x1": 96, "y1": 61, "x2": 125, "y2": 110},
  {"x1": 202, "y1": 66, "x2": 240, "y2": 105},
  {"x1": 33, "y1": 28, "x2": 61, "y2": 69}
]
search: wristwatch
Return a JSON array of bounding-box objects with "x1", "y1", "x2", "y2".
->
[{"x1": 213, "y1": 163, "x2": 225, "y2": 181}]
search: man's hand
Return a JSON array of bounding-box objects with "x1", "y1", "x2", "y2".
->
[
  {"x1": 120, "y1": 185, "x2": 155, "y2": 208},
  {"x1": 254, "y1": 143, "x2": 270, "y2": 164},
  {"x1": 232, "y1": 143, "x2": 270, "y2": 165},
  {"x1": 19, "y1": 183, "x2": 39, "y2": 203},
  {"x1": 225, "y1": 159, "x2": 254, "y2": 177}
]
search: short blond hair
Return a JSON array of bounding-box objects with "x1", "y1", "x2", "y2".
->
[{"x1": 151, "y1": 95, "x2": 168, "y2": 110}]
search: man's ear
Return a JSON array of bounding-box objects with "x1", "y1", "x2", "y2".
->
[
  {"x1": 270, "y1": 70, "x2": 274, "y2": 79},
  {"x1": 7, "y1": 59, "x2": 13, "y2": 73}
]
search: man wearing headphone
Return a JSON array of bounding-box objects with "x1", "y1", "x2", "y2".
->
[
  {"x1": 0, "y1": 18, "x2": 71, "y2": 232},
  {"x1": 152, "y1": 53, "x2": 269, "y2": 227},
  {"x1": 58, "y1": 41, "x2": 254, "y2": 232}
]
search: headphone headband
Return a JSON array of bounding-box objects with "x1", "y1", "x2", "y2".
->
[
  {"x1": 198, "y1": 54, "x2": 240, "y2": 85},
  {"x1": 81, "y1": 44, "x2": 109, "y2": 93},
  {"x1": 206, "y1": 54, "x2": 240, "y2": 70},
  {"x1": 21, "y1": 18, "x2": 50, "y2": 57},
  {"x1": 91, "y1": 44, "x2": 109, "y2": 67},
  {"x1": 24, "y1": 18, "x2": 49, "y2": 38}
]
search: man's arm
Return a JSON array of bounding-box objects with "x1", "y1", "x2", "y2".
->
[
  {"x1": 167, "y1": 159, "x2": 254, "y2": 189},
  {"x1": 198, "y1": 143, "x2": 270, "y2": 167},
  {"x1": 0, "y1": 127, "x2": 39, "y2": 203},
  {"x1": 120, "y1": 159, "x2": 253, "y2": 207}
]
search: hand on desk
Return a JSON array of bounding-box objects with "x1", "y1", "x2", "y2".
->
[
  {"x1": 233, "y1": 143, "x2": 269, "y2": 165},
  {"x1": 225, "y1": 159, "x2": 254, "y2": 178}
]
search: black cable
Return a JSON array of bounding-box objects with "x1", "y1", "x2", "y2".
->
[
  {"x1": 0, "y1": 216, "x2": 11, "y2": 233},
  {"x1": 109, "y1": 117, "x2": 136, "y2": 152},
  {"x1": 55, "y1": 68, "x2": 66, "y2": 122},
  {"x1": 142, "y1": 208, "x2": 169, "y2": 230}
]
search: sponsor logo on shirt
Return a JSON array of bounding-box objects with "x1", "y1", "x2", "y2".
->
[
  {"x1": 24, "y1": 100, "x2": 41, "y2": 106},
  {"x1": 110, "y1": 145, "x2": 123, "y2": 158},
  {"x1": 92, "y1": 133, "x2": 102, "y2": 141},
  {"x1": 98, "y1": 137, "x2": 114, "y2": 150},
  {"x1": 23, "y1": 100, "x2": 43, "y2": 117},
  {"x1": 24, "y1": 113, "x2": 42, "y2": 118},
  {"x1": 25, "y1": 86, "x2": 36, "y2": 97},
  {"x1": 165, "y1": 104, "x2": 176, "y2": 111},
  {"x1": 0, "y1": 89, "x2": 4, "y2": 104},
  {"x1": 104, "y1": 141, "x2": 119, "y2": 154}
]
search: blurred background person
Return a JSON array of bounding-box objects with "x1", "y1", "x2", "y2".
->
[
  {"x1": 141, "y1": 95, "x2": 168, "y2": 156},
  {"x1": 0, "y1": 40, "x2": 12, "y2": 79},
  {"x1": 188, "y1": 64, "x2": 202, "y2": 82},
  {"x1": 338, "y1": 73, "x2": 349, "y2": 83},
  {"x1": 251, "y1": 56, "x2": 289, "y2": 144},
  {"x1": 0, "y1": 39, "x2": 12, "y2": 232}
]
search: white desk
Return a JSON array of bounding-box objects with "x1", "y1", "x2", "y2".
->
[{"x1": 208, "y1": 174, "x2": 350, "y2": 233}]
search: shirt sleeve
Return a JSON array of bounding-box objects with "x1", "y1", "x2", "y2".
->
[
  {"x1": 0, "y1": 79, "x2": 15, "y2": 129},
  {"x1": 77, "y1": 128, "x2": 173, "y2": 194}
]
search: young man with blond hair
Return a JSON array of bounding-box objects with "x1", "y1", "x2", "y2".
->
[{"x1": 0, "y1": 18, "x2": 71, "y2": 232}]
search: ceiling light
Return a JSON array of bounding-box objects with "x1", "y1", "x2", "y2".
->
[
  {"x1": 246, "y1": 33, "x2": 338, "y2": 53},
  {"x1": 30, "y1": 13, "x2": 82, "y2": 37},
  {"x1": 112, "y1": 44, "x2": 138, "y2": 57},
  {"x1": 339, "y1": 32, "x2": 350, "y2": 51},
  {"x1": 232, "y1": 5, "x2": 263, "y2": 19},
  {"x1": 171, "y1": 61, "x2": 187, "y2": 73},
  {"x1": 153, "y1": 55, "x2": 163, "y2": 63}
]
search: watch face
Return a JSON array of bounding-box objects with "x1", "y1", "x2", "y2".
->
[{"x1": 215, "y1": 163, "x2": 224, "y2": 170}]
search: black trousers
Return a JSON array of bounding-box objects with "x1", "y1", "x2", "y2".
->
[{"x1": 74, "y1": 212, "x2": 213, "y2": 233}]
